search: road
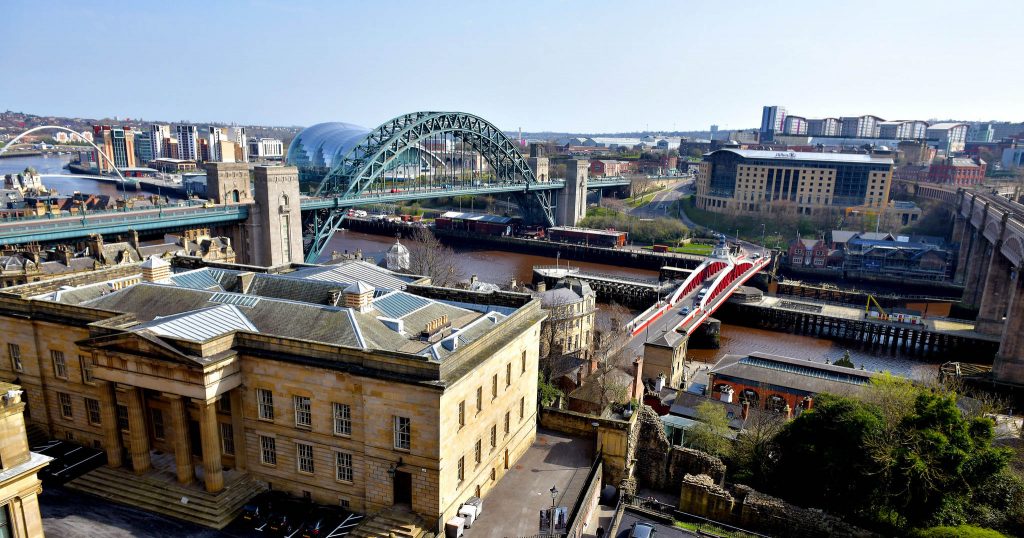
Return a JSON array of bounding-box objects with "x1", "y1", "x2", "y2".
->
[{"x1": 628, "y1": 179, "x2": 693, "y2": 221}]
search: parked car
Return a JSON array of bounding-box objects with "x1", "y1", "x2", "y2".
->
[
  {"x1": 680, "y1": 307, "x2": 690, "y2": 315},
  {"x1": 267, "y1": 500, "x2": 313, "y2": 535},
  {"x1": 242, "y1": 491, "x2": 292, "y2": 528},
  {"x1": 301, "y1": 507, "x2": 345, "y2": 538},
  {"x1": 631, "y1": 521, "x2": 657, "y2": 538}
]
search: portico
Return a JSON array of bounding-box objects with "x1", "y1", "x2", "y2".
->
[{"x1": 80, "y1": 330, "x2": 245, "y2": 493}]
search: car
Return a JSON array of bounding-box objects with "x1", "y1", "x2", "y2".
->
[
  {"x1": 300, "y1": 507, "x2": 345, "y2": 538},
  {"x1": 680, "y1": 307, "x2": 690, "y2": 315},
  {"x1": 752, "y1": 253, "x2": 762, "y2": 259},
  {"x1": 390, "y1": 188, "x2": 402, "y2": 193},
  {"x1": 267, "y1": 500, "x2": 313, "y2": 536},
  {"x1": 242, "y1": 490, "x2": 291, "y2": 527},
  {"x1": 631, "y1": 521, "x2": 657, "y2": 538},
  {"x1": 442, "y1": 184, "x2": 453, "y2": 189}
]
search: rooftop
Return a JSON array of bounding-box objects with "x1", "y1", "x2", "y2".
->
[
  {"x1": 710, "y1": 351, "x2": 879, "y2": 396},
  {"x1": 708, "y1": 148, "x2": 894, "y2": 164}
]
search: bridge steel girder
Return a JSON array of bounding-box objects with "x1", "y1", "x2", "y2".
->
[{"x1": 306, "y1": 111, "x2": 553, "y2": 262}]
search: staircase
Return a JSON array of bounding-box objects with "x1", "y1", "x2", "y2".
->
[
  {"x1": 349, "y1": 506, "x2": 431, "y2": 538},
  {"x1": 64, "y1": 465, "x2": 265, "y2": 529}
]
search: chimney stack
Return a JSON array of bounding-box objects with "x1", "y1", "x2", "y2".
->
[
  {"x1": 343, "y1": 281, "x2": 374, "y2": 312},
  {"x1": 140, "y1": 255, "x2": 171, "y2": 283}
]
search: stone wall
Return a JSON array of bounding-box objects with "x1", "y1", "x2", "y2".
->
[
  {"x1": 633, "y1": 405, "x2": 725, "y2": 491},
  {"x1": 679, "y1": 474, "x2": 878, "y2": 538},
  {"x1": 538, "y1": 407, "x2": 637, "y2": 486}
]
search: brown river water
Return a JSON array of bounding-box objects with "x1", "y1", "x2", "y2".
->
[{"x1": 329, "y1": 230, "x2": 939, "y2": 378}]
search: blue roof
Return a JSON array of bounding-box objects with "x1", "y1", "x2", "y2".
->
[
  {"x1": 373, "y1": 291, "x2": 430, "y2": 319},
  {"x1": 286, "y1": 122, "x2": 371, "y2": 170}
]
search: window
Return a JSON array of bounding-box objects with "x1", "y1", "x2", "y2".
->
[
  {"x1": 336, "y1": 451, "x2": 353, "y2": 482},
  {"x1": 51, "y1": 350, "x2": 68, "y2": 379},
  {"x1": 506, "y1": 363, "x2": 512, "y2": 388},
  {"x1": 259, "y1": 435, "x2": 277, "y2": 465},
  {"x1": 521, "y1": 350, "x2": 526, "y2": 374},
  {"x1": 293, "y1": 396, "x2": 311, "y2": 428},
  {"x1": 257, "y1": 389, "x2": 274, "y2": 420},
  {"x1": 333, "y1": 402, "x2": 351, "y2": 436},
  {"x1": 218, "y1": 397, "x2": 231, "y2": 413},
  {"x1": 504, "y1": 412, "x2": 510, "y2": 436},
  {"x1": 151, "y1": 408, "x2": 165, "y2": 440},
  {"x1": 117, "y1": 404, "x2": 129, "y2": 431},
  {"x1": 475, "y1": 387, "x2": 482, "y2": 413},
  {"x1": 57, "y1": 392, "x2": 72, "y2": 419},
  {"x1": 8, "y1": 344, "x2": 22, "y2": 372},
  {"x1": 457, "y1": 456, "x2": 465, "y2": 483},
  {"x1": 79, "y1": 355, "x2": 94, "y2": 384},
  {"x1": 393, "y1": 416, "x2": 411, "y2": 450},
  {"x1": 520, "y1": 397, "x2": 525, "y2": 421},
  {"x1": 297, "y1": 443, "x2": 314, "y2": 474},
  {"x1": 474, "y1": 439, "x2": 482, "y2": 465},
  {"x1": 85, "y1": 398, "x2": 101, "y2": 426},
  {"x1": 490, "y1": 425, "x2": 497, "y2": 450},
  {"x1": 458, "y1": 401, "x2": 465, "y2": 429},
  {"x1": 491, "y1": 374, "x2": 498, "y2": 400},
  {"x1": 221, "y1": 423, "x2": 234, "y2": 455}
]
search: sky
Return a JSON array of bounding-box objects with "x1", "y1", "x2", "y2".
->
[{"x1": 3, "y1": 0, "x2": 1022, "y2": 133}]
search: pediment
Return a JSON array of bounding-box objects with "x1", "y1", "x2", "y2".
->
[{"x1": 77, "y1": 331, "x2": 198, "y2": 365}]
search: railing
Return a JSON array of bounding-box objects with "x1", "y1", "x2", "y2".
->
[{"x1": 0, "y1": 199, "x2": 209, "y2": 224}]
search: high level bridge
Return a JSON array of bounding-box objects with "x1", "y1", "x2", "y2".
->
[{"x1": 0, "y1": 112, "x2": 630, "y2": 263}]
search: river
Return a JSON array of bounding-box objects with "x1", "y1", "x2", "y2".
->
[
  {"x1": 0, "y1": 154, "x2": 177, "y2": 200},
  {"x1": 324, "y1": 230, "x2": 938, "y2": 379}
]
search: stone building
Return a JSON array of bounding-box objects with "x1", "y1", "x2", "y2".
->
[
  {"x1": 536, "y1": 279, "x2": 597, "y2": 393},
  {"x1": 0, "y1": 381, "x2": 50, "y2": 538},
  {"x1": 0, "y1": 258, "x2": 545, "y2": 531}
]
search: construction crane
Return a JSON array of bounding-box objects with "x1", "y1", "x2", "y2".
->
[{"x1": 865, "y1": 295, "x2": 888, "y2": 320}]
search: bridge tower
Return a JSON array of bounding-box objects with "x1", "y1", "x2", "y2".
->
[
  {"x1": 527, "y1": 143, "x2": 549, "y2": 182},
  {"x1": 556, "y1": 159, "x2": 588, "y2": 226},
  {"x1": 206, "y1": 162, "x2": 251, "y2": 205},
  {"x1": 248, "y1": 166, "x2": 304, "y2": 267}
]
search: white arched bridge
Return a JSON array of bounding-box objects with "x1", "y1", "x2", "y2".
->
[
  {"x1": 0, "y1": 112, "x2": 630, "y2": 262},
  {"x1": 627, "y1": 238, "x2": 772, "y2": 338}
]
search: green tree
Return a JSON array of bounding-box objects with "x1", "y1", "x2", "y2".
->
[
  {"x1": 913, "y1": 525, "x2": 1006, "y2": 538},
  {"x1": 834, "y1": 350, "x2": 855, "y2": 368},
  {"x1": 686, "y1": 402, "x2": 733, "y2": 458}
]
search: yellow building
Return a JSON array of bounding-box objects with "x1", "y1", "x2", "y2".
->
[
  {"x1": 0, "y1": 381, "x2": 50, "y2": 538},
  {"x1": 695, "y1": 149, "x2": 894, "y2": 216},
  {"x1": 0, "y1": 258, "x2": 544, "y2": 531}
]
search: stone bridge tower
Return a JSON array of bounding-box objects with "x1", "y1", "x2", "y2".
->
[
  {"x1": 556, "y1": 159, "x2": 588, "y2": 226},
  {"x1": 249, "y1": 166, "x2": 304, "y2": 267}
]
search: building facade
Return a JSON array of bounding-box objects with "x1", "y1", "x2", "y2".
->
[
  {"x1": 927, "y1": 157, "x2": 986, "y2": 186},
  {"x1": 0, "y1": 381, "x2": 50, "y2": 538},
  {"x1": 537, "y1": 279, "x2": 597, "y2": 394},
  {"x1": 175, "y1": 125, "x2": 199, "y2": 161},
  {"x1": 782, "y1": 116, "x2": 807, "y2": 136},
  {"x1": 0, "y1": 258, "x2": 545, "y2": 530},
  {"x1": 807, "y1": 118, "x2": 840, "y2": 137},
  {"x1": 149, "y1": 125, "x2": 171, "y2": 159},
  {"x1": 759, "y1": 106, "x2": 786, "y2": 141},
  {"x1": 694, "y1": 149, "x2": 894, "y2": 216},
  {"x1": 926, "y1": 123, "x2": 968, "y2": 154},
  {"x1": 249, "y1": 138, "x2": 285, "y2": 160},
  {"x1": 839, "y1": 115, "x2": 882, "y2": 138},
  {"x1": 92, "y1": 125, "x2": 137, "y2": 172}
]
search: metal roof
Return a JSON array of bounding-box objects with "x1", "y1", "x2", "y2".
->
[
  {"x1": 209, "y1": 292, "x2": 261, "y2": 308},
  {"x1": 140, "y1": 304, "x2": 257, "y2": 342},
  {"x1": 290, "y1": 260, "x2": 412, "y2": 290},
  {"x1": 708, "y1": 149, "x2": 893, "y2": 164},
  {"x1": 440, "y1": 211, "x2": 513, "y2": 224},
  {"x1": 373, "y1": 291, "x2": 430, "y2": 319},
  {"x1": 169, "y1": 269, "x2": 222, "y2": 291},
  {"x1": 737, "y1": 354, "x2": 873, "y2": 386}
]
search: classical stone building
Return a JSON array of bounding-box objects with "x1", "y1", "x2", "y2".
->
[
  {"x1": 0, "y1": 257, "x2": 544, "y2": 530},
  {"x1": 536, "y1": 279, "x2": 597, "y2": 393},
  {"x1": 0, "y1": 381, "x2": 50, "y2": 538}
]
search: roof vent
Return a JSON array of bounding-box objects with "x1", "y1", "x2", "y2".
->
[
  {"x1": 442, "y1": 336, "x2": 459, "y2": 352},
  {"x1": 378, "y1": 317, "x2": 405, "y2": 334}
]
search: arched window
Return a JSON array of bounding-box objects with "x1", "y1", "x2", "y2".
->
[
  {"x1": 739, "y1": 389, "x2": 759, "y2": 405},
  {"x1": 766, "y1": 394, "x2": 787, "y2": 412},
  {"x1": 231, "y1": 190, "x2": 240, "y2": 203}
]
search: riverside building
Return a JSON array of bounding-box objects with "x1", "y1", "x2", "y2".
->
[
  {"x1": 694, "y1": 149, "x2": 894, "y2": 216},
  {"x1": 0, "y1": 256, "x2": 544, "y2": 529}
]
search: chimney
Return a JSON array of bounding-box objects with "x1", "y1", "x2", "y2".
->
[
  {"x1": 654, "y1": 373, "x2": 666, "y2": 393},
  {"x1": 140, "y1": 255, "x2": 171, "y2": 283},
  {"x1": 784, "y1": 403, "x2": 793, "y2": 420},
  {"x1": 59, "y1": 246, "x2": 72, "y2": 266},
  {"x1": 343, "y1": 281, "x2": 374, "y2": 312},
  {"x1": 128, "y1": 229, "x2": 140, "y2": 251},
  {"x1": 470, "y1": 275, "x2": 478, "y2": 286},
  {"x1": 536, "y1": 281, "x2": 547, "y2": 293}
]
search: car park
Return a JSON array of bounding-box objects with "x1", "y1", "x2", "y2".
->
[
  {"x1": 301, "y1": 507, "x2": 364, "y2": 538},
  {"x1": 33, "y1": 440, "x2": 105, "y2": 484},
  {"x1": 242, "y1": 490, "x2": 291, "y2": 528},
  {"x1": 267, "y1": 499, "x2": 314, "y2": 535}
]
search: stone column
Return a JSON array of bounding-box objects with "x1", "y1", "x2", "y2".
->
[
  {"x1": 98, "y1": 382, "x2": 123, "y2": 468},
  {"x1": 954, "y1": 220, "x2": 972, "y2": 284},
  {"x1": 962, "y1": 237, "x2": 991, "y2": 307},
  {"x1": 198, "y1": 397, "x2": 224, "y2": 493},
  {"x1": 229, "y1": 389, "x2": 246, "y2": 471},
  {"x1": 125, "y1": 386, "x2": 151, "y2": 474},
  {"x1": 165, "y1": 394, "x2": 193, "y2": 485},
  {"x1": 994, "y1": 267, "x2": 1024, "y2": 384},
  {"x1": 976, "y1": 251, "x2": 1013, "y2": 336}
]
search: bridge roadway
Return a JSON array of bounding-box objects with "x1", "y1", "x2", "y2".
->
[
  {"x1": 0, "y1": 177, "x2": 632, "y2": 245},
  {"x1": 626, "y1": 243, "x2": 771, "y2": 345}
]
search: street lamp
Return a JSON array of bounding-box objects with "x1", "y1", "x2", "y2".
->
[
  {"x1": 549, "y1": 485, "x2": 559, "y2": 537},
  {"x1": 760, "y1": 223, "x2": 766, "y2": 253}
]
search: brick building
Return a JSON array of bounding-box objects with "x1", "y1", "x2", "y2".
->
[
  {"x1": 708, "y1": 352, "x2": 878, "y2": 418},
  {"x1": 787, "y1": 235, "x2": 828, "y2": 268},
  {"x1": 926, "y1": 157, "x2": 987, "y2": 186},
  {"x1": 0, "y1": 257, "x2": 545, "y2": 531}
]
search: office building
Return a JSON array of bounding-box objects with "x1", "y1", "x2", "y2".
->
[
  {"x1": 227, "y1": 126, "x2": 248, "y2": 162},
  {"x1": 92, "y1": 125, "x2": 137, "y2": 172},
  {"x1": 759, "y1": 106, "x2": 786, "y2": 141},
  {"x1": 175, "y1": 124, "x2": 199, "y2": 161},
  {"x1": 807, "y1": 118, "x2": 840, "y2": 137},
  {"x1": 249, "y1": 137, "x2": 285, "y2": 160},
  {"x1": 783, "y1": 116, "x2": 808, "y2": 136},
  {"x1": 877, "y1": 120, "x2": 928, "y2": 140},
  {"x1": 150, "y1": 124, "x2": 171, "y2": 159},
  {"x1": 926, "y1": 123, "x2": 968, "y2": 154},
  {"x1": 208, "y1": 127, "x2": 226, "y2": 162},
  {"x1": 134, "y1": 131, "x2": 154, "y2": 165},
  {"x1": 694, "y1": 149, "x2": 894, "y2": 216},
  {"x1": 839, "y1": 115, "x2": 882, "y2": 138},
  {"x1": 966, "y1": 123, "x2": 994, "y2": 143},
  {"x1": 0, "y1": 256, "x2": 544, "y2": 530}
]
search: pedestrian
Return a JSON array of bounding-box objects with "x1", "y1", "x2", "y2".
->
[{"x1": 597, "y1": 526, "x2": 605, "y2": 538}]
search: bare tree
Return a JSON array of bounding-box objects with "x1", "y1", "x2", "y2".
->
[
  {"x1": 404, "y1": 227, "x2": 464, "y2": 287},
  {"x1": 732, "y1": 405, "x2": 787, "y2": 487},
  {"x1": 590, "y1": 310, "x2": 635, "y2": 410}
]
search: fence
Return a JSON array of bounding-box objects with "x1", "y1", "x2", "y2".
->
[{"x1": 622, "y1": 493, "x2": 770, "y2": 538}]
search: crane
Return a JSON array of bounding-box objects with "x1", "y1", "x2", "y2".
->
[{"x1": 865, "y1": 295, "x2": 888, "y2": 320}]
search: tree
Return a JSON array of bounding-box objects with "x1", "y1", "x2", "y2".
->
[
  {"x1": 686, "y1": 401, "x2": 733, "y2": 458},
  {"x1": 404, "y1": 227, "x2": 463, "y2": 287},
  {"x1": 730, "y1": 405, "x2": 786, "y2": 488},
  {"x1": 834, "y1": 350, "x2": 855, "y2": 368},
  {"x1": 590, "y1": 310, "x2": 633, "y2": 411}
]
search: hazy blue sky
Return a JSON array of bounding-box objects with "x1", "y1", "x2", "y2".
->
[{"x1": 4, "y1": 0, "x2": 1021, "y2": 133}]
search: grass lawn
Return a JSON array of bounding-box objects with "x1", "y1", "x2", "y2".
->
[
  {"x1": 641, "y1": 244, "x2": 713, "y2": 255},
  {"x1": 626, "y1": 191, "x2": 658, "y2": 207},
  {"x1": 673, "y1": 520, "x2": 758, "y2": 538}
]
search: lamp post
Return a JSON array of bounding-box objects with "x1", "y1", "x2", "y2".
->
[
  {"x1": 760, "y1": 223, "x2": 766, "y2": 253},
  {"x1": 549, "y1": 485, "x2": 559, "y2": 537}
]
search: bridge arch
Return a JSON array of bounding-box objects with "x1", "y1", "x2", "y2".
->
[
  {"x1": 316, "y1": 111, "x2": 537, "y2": 198},
  {"x1": 0, "y1": 126, "x2": 127, "y2": 183}
]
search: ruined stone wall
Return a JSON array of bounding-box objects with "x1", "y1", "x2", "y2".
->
[{"x1": 633, "y1": 405, "x2": 726, "y2": 491}]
